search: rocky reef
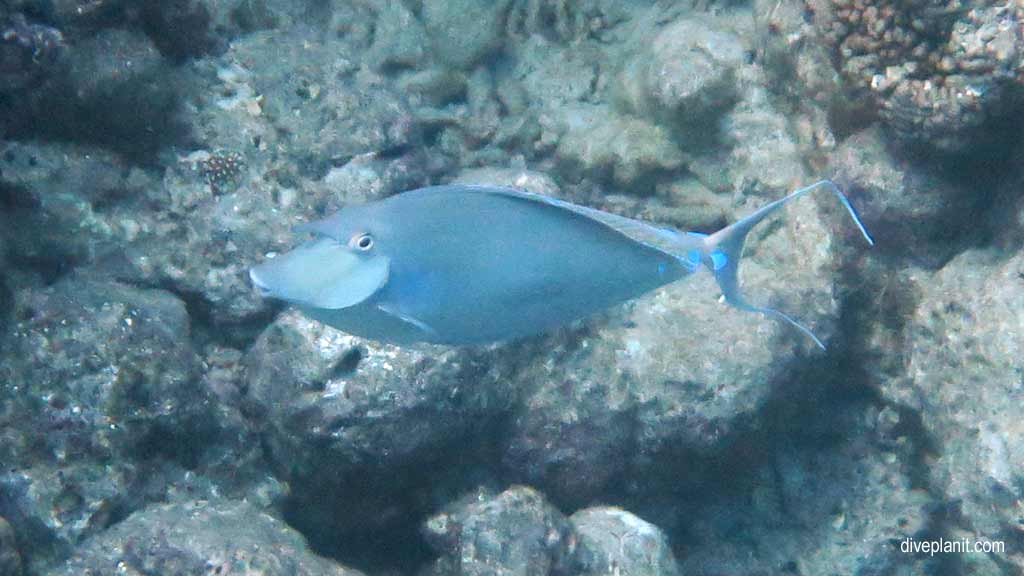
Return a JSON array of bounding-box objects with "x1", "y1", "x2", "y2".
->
[{"x1": 1, "y1": 0, "x2": 1023, "y2": 574}]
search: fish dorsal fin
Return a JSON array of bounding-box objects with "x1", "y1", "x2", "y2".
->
[{"x1": 459, "y1": 185, "x2": 686, "y2": 258}]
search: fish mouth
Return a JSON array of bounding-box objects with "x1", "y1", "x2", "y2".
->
[{"x1": 249, "y1": 267, "x2": 275, "y2": 299}]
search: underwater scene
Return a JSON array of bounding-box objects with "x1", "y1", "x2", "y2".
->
[{"x1": 1, "y1": 0, "x2": 1022, "y2": 574}]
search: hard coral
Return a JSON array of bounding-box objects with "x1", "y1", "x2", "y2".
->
[
  {"x1": 809, "y1": 0, "x2": 1024, "y2": 151},
  {"x1": 194, "y1": 150, "x2": 245, "y2": 193}
]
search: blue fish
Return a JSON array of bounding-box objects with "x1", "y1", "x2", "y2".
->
[{"x1": 249, "y1": 180, "x2": 873, "y2": 349}]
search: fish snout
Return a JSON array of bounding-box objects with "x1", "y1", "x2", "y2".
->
[{"x1": 249, "y1": 266, "x2": 275, "y2": 299}]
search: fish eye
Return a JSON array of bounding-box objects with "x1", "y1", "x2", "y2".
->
[{"x1": 350, "y1": 233, "x2": 374, "y2": 251}]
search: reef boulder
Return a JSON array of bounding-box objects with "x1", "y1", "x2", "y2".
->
[
  {"x1": 615, "y1": 15, "x2": 745, "y2": 125},
  {"x1": 880, "y1": 248, "x2": 1024, "y2": 546},
  {"x1": 47, "y1": 499, "x2": 365, "y2": 575},
  {"x1": 829, "y1": 125, "x2": 979, "y2": 267},
  {"x1": 569, "y1": 507, "x2": 681, "y2": 576},
  {"x1": 421, "y1": 486, "x2": 572, "y2": 576}
]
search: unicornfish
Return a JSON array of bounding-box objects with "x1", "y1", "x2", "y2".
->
[{"x1": 249, "y1": 181, "x2": 873, "y2": 349}]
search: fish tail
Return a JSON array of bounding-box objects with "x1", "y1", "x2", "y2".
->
[{"x1": 702, "y1": 180, "x2": 874, "y2": 350}]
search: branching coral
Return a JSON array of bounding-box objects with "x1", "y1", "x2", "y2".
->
[{"x1": 809, "y1": 0, "x2": 1024, "y2": 150}]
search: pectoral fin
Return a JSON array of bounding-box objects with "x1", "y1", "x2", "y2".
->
[{"x1": 378, "y1": 303, "x2": 437, "y2": 338}]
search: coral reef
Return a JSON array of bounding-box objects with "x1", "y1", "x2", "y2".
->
[
  {"x1": 1, "y1": 0, "x2": 1022, "y2": 574},
  {"x1": 809, "y1": 0, "x2": 1024, "y2": 150}
]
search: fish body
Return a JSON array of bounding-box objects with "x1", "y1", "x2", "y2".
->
[{"x1": 250, "y1": 182, "x2": 873, "y2": 349}]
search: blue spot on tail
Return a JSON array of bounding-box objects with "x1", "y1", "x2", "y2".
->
[{"x1": 710, "y1": 251, "x2": 728, "y2": 271}]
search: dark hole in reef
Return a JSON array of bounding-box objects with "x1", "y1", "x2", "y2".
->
[
  {"x1": 378, "y1": 60, "x2": 417, "y2": 76},
  {"x1": 281, "y1": 465, "x2": 439, "y2": 573},
  {"x1": 278, "y1": 416, "x2": 508, "y2": 574},
  {"x1": 5, "y1": 249, "x2": 72, "y2": 286},
  {"x1": 0, "y1": 281, "x2": 12, "y2": 336},
  {"x1": 0, "y1": 183, "x2": 41, "y2": 211},
  {"x1": 375, "y1": 142, "x2": 413, "y2": 160},
  {"x1": 330, "y1": 347, "x2": 363, "y2": 379},
  {"x1": 131, "y1": 419, "x2": 218, "y2": 471}
]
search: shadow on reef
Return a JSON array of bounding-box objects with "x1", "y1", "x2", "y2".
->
[
  {"x1": 1, "y1": 12, "x2": 194, "y2": 166},
  {"x1": 269, "y1": 274, "x2": 930, "y2": 574},
  {"x1": 568, "y1": 262, "x2": 948, "y2": 574},
  {"x1": 831, "y1": 117, "x2": 1022, "y2": 270},
  {"x1": 277, "y1": 417, "x2": 510, "y2": 574}
]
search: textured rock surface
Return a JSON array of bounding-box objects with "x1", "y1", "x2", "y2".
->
[
  {"x1": 569, "y1": 507, "x2": 681, "y2": 576},
  {"x1": 0, "y1": 13, "x2": 64, "y2": 97},
  {"x1": 501, "y1": 181, "x2": 861, "y2": 504},
  {"x1": 41, "y1": 28, "x2": 186, "y2": 160},
  {"x1": 829, "y1": 125, "x2": 980, "y2": 267},
  {"x1": 47, "y1": 500, "x2": 365, "y2": 576},
  {"x1": 1, "y1": 275, "x2": 206, "y2": 467},
  {"x1": 881, "y1": 249, "x2": 1024, "y2": 546},
  {"x1": 244, "y1": 311, "x2": 512, "y2": 479},
  {"x1": 0, "y1": 274, "x2": 234, "y2": 572},
  {"x1": 421, "y1": 486, "x2": 572, "y2": 576},
  {"x1": 555, "y1": 105, "x2": 685, "y2": 188},
  {"x1": 616, "y1": 16, "x2": 745, "y2": 124},
  {"x1": 367, "y1": 0, "x2": 430, "y2": 70},
  {"x1": 136, "y1": 0, "x2": 223, "y2": 61},
  {"x1": 686, "y1": 72, "x2": 807, "y2": 195},
  {"x1": 450, "y1": 166, "x2": 561, "y2": 196},
  {"x1": 0, "y1": 516, "x2": 22, "y2": 576},
  {"x1": 423, "y1": 0, "x2": 506, "y2": 69},
  {"x1": 0, "y1": 141, "x2": 155, "y2": 268},
  {"x1": 241, "y1": 309, "x2": 515, "y2": 568},
  {"x1": 675, "y1": 407, "x2": 931, "y2": 575}
]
